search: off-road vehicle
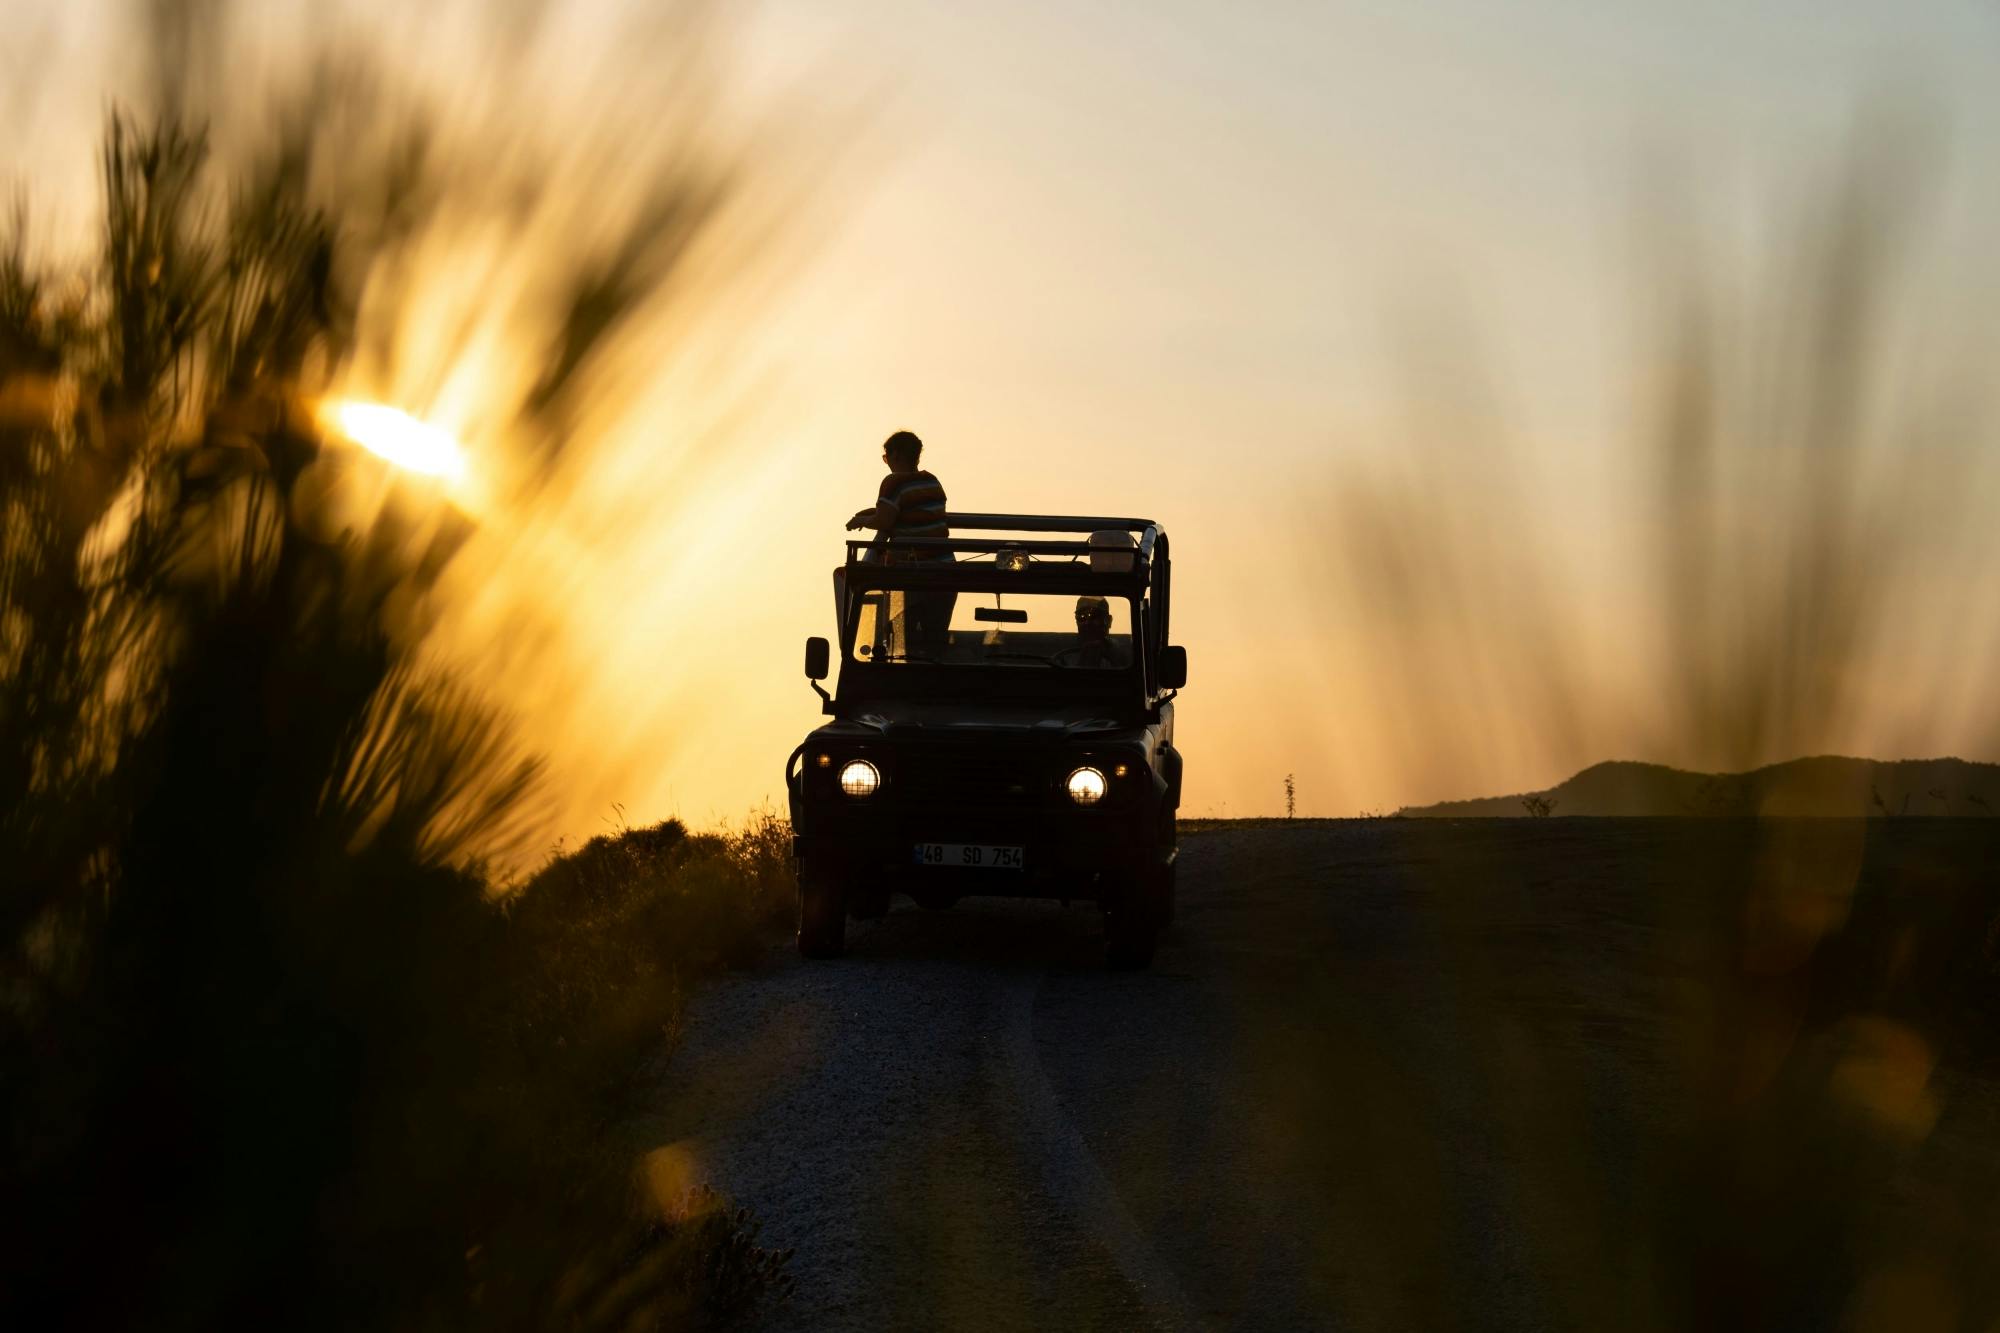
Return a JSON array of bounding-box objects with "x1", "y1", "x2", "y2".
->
[{"x1": 786, "y1": 513, "x2": 1186, "y2": 967}]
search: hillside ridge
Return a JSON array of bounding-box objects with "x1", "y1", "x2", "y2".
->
[{"x1": 1398, "y1": 755, "x2": 2000, "y2": 817}]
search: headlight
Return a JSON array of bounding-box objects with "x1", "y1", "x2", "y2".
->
[
  {"x1": 838, "y1": 759, "x2": 881, "y2": 797},
  {"x1": 1066, "y1": 766, "x2": 1107, "y2": 806}
]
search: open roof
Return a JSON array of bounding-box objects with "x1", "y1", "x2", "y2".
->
[{"x1": 845, "y1": 512, "x2": 1166, "y2": 577}]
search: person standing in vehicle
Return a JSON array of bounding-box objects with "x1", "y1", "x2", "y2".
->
[
  {"x1": 847, "y1": 430, "x2": 949, "y2": 556},
  {"x1": 845, "y1": 430, "x2": 955, "y2": 655}
]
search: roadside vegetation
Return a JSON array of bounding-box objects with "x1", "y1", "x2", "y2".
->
[{"x1": 0, "y1": 31, "x2": 802, "y2": 1330}]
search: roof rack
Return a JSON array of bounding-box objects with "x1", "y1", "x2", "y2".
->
[{"x1": 844, "y1": 512, "x2": 1165, "y2": 572}]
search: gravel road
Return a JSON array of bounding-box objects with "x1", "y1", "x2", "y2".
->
[{"x1": 643, "y1": 821, "x2": 2000, "y2": 1331}]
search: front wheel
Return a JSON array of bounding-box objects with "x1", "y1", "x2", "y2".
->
[{"x1": 797, "y1": 862, "x2": 846, "y2": 959}]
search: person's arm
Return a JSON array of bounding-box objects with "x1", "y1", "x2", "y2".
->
[
  {"x1": 845, "y1": 502, "x2": 895, "y2": 531},
  {"x1": 846, "y1": 476, "x2": 901, "y2": 532}
]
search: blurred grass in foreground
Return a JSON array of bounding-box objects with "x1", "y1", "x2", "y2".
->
[
  {"x1": 1309, "y1": 112, "x2": 1996, "y2": 806},
  {"x1": 1282, "y1": 113, "x2": 2000, "y2": 1325},
  {"x1": 1179, "y1": 818, "x2": 2000, "y2": 1332},
  {"x1": 0, "y1": 8, "x2": 809, "y2": 1321}
]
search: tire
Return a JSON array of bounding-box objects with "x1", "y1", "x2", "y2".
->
[
  {"x1": 1159, "y1": 809, "x2": 1179, "y2": 928},
  {"x1": 849, "y1": 885, "x2": 891, "y2": 920},
  {"x1": 797, "y1": 862, "x2": 846, "y2": 959},
  {"x1": 910, "y1": 890, "x2": 959, "y2": 912},
  {"x1": 1104, "y1": 871, "x2": 1161, "y2": 970}
]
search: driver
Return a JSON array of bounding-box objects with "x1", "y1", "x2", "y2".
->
[{"x1": 1069, "y1": 596, "x2": 1129, "y2": 669}]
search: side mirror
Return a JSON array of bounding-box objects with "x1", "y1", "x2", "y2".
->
[
  {"x1": 1159, "y1": 644, "x2": 1187, "y2": 690},
  {"x1": 804, "y1": 636, "x2": 830, "y2": 681}
]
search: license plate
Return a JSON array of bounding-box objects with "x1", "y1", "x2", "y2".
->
[{"x1": 913, "y1": 843, "x2": 1025, "y2": 870}]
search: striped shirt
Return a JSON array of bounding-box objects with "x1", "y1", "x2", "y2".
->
[{"x1": 878, "y1": 469, "x2": 949, "y2": 557}]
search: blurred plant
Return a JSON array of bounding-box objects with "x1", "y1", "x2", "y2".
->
[
  {"x1": 1285, "y1": 772, "x2": 1296, "y2": 819},
  {"x1": 0, "y1": 3, "x2": 808, "y2": 1321},
  {"x1": 1309, "y1": 111, "x2": 1999, "y2": 1329},
  {"x1": 1635, "y1": 121, "x2": 1978, "y2": 776},
  {"x1": 546, "y1": 1185, "x2": 794, "y2": 1329},
  {"x1": 1520, "y1": 793, "x2": 1558, "y2": 817}
]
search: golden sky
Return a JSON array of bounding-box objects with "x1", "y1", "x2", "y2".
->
[{"x1": 10, "y1": 0, "x2": 2000, "y2": 836}]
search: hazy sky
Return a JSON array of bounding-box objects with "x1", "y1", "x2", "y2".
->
[
  {"x1": 729, "y1": 0, "x2": 2000, "y2": 818},
  {"x1": 9, "y1": 0, "x2": 2000, "y2": 831}
]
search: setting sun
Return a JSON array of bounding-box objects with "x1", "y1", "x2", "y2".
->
[{"x1": 322, "y1": 400, "x2": 468, "y2": 483}]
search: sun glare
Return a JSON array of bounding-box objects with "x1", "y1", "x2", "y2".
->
[{"x1": 322, "y1": 400, "x2": 469, "y2": 482}]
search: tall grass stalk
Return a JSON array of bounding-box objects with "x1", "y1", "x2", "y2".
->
[{"x1": 1, "y1": 14, "x2": 802, "y2": 1322}]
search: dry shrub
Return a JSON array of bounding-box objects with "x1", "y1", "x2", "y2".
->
[{"x1": 0, "y1": 34, "x2": 800, "y2": 1328}]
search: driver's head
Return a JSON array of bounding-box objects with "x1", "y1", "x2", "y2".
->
[{"x1": 1074, "y1": 596, "x2": 1112, "y2": 640}]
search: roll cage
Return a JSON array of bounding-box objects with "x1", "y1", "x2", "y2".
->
[{"x1": 834, "y1": 512, "x2": 1175, "y2": 709}]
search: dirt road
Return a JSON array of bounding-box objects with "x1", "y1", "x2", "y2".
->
[{"x1": 644, "y1": 821, "x2": 2000, "y2": 1330}]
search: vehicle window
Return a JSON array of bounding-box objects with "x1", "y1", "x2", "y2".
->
[
  {"x1": 853, "y1": 590, "x2": 891, "y2": 659},
  {"x1": 852, "y1": 589, "x2": 1135, "y2": 668}
]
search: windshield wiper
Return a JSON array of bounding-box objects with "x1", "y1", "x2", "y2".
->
[{"x1": 981, "y1": 651, "x2": 1064, "y2": 667}]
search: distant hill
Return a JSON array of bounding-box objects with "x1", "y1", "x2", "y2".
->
[{"x1": 1398, "y1": 756, "x2": 2000, "y2": 818}]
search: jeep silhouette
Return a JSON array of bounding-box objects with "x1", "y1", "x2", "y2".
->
[{"x1": 786, "y1": 513, "x2": 1186, "y2": 967}]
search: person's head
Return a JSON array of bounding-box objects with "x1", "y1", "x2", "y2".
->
[
  {"x1": 1075, "y1": 596, "x2": 1112, "y2": 641},
  {"x1": 882, "y1": 430, "x2": 923, "y2": 473}
]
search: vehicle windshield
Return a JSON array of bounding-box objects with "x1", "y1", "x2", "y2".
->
[{"x1": 852, "y1": 588, "x2": 1135, "y2": 669}]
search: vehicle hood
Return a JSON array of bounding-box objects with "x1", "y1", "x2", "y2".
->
[{"x1": 812, "y1": 700, "x2": 1138, "y2": 742}]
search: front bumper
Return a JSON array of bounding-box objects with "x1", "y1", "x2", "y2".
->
[{"x1": 792, "y1": 797, "x2": 1162, "y2": 892}]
